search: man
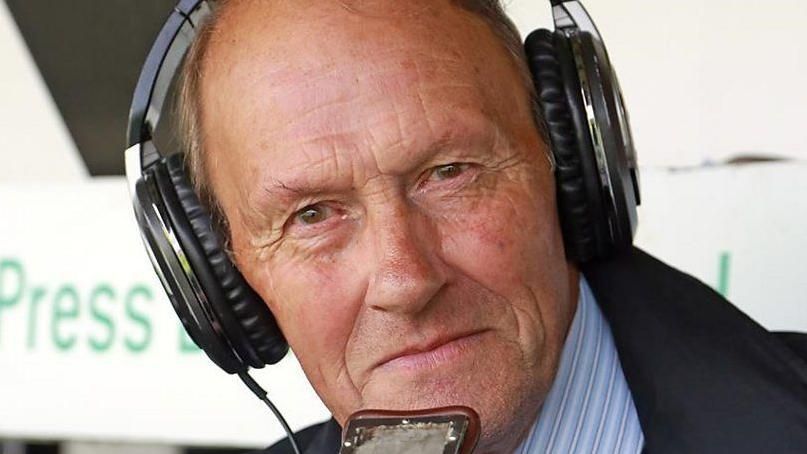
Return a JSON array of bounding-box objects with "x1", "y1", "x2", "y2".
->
[{"x1": 173, "y1": 0, "x2": 807, "y2": 452}]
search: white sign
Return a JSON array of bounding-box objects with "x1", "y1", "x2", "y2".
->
[
  {"x1": 0, "y1": 162, "x2": 805, "y2": 448},
  {"x1": 0, "y1": 180, "x2": 329, "y2": 448}
]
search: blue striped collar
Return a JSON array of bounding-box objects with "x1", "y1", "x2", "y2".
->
[{"x1": 515, "y1": 276, "x2": 644, "y2": 453}]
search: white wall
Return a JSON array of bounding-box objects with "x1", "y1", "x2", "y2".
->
[{"x1": 507, "y1": 0, "x2": 807, "y2": 167}]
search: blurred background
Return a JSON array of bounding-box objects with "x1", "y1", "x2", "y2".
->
[{"x1": 1, "y1": 0, "x2": 805, "y2": 453}]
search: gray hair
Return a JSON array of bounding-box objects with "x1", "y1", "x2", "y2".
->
[{"x1": 176, "y1": 0, "x2": 547, "y2": 246}]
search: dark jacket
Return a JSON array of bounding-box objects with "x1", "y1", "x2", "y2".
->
[{"x1": 262, "y1": 248, "x2": 807, "y2": 453}]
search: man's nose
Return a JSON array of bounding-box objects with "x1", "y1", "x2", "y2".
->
[{"x1": 364, "y1": 202, "x2": 447, "y2": 314}]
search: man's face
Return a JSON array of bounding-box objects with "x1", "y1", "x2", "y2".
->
[{"x1": 201, "y1": 0, "x2": 577, "y2": 449}]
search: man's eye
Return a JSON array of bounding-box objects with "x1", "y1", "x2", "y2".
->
[
  {"x1": 431, "y1": 163, "x2": 467, "y2": 181},
  {"x1": 295, "y1": 204, "x2": 329, "y2": 225}
]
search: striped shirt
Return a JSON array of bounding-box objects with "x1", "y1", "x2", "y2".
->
[{"x1": 515, "y1": 276, "x2": 644, "y2": 454}]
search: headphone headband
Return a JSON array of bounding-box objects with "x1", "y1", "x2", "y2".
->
[
  {"x1": 126, "y1": 0, "x2": 209, "y2": 151},
  {"x1": 124, "y1": 0, "x2": 599, "y2": 150},
  {"x1": 124, "y1": 0, "x2": 603, "y2": 164},
  {"x1": 551, "y1": 0, "x2": 601, "y2": 38}
]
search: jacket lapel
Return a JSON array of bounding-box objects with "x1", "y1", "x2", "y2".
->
[
  {"x1": 303, "y1": 418, "x2": 341, "y2": 454},
  {"x1": 584, "y1": 247, "x2": 807, "y2": 453}
]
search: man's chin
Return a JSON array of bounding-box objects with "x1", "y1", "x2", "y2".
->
[
  {"x1": 363, "y1": 377, "x2": 477, "y2": 412},
  {"x1": 357, "y1": 369, "x2": 542, "y2": 452}
]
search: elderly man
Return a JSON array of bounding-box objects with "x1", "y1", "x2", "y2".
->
[{"x1": 126, "y1": 0, "x2": 807, "y2": 452}]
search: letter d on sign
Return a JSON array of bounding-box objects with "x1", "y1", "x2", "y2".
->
[{"x1": 0, "y1": 259, "x2": 25, "y2": 346}]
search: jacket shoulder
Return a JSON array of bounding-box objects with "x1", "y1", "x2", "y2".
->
[
  {"x1": 256, "y1": 419, "x2": 340, "y2": 454},
  {"x1": 776, "y1": 331, "x2": 807, "y2": 364}
]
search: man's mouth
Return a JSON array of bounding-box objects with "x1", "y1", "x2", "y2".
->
[{"x1": 375, "y1": 329, "x2": 490, "y2": 373}]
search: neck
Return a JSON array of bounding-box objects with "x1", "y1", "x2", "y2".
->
[
  {"x1": 478, "y1": 264, "x2": 581, "y2": 454},
  {"x1": 475, "y1": 406, "x2": 542, "y2": 454}
]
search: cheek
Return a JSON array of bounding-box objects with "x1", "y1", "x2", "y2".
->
[
  {"x1": 251, "y1": 255, "x2": 364, "y2": 381},
  {"x1": 440, "y1": 183, "x2": 563, "y2": 291}
]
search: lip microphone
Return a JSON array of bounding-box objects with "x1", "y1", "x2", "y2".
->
[{"x1": 340, "y1": 407, "x2": 480, "y2": 454}]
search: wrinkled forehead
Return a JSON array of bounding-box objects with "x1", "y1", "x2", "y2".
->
[
  {"x1": 197, "y1": 0, "x2": 534, "y2": 181},
  {"x1": 200, "y1": 0, "x2": 524, "y2": 103},
  {"x1": 210, "y1": 0, "x2": 467, "y2": 31},
  {"x1": 205, "y1": 0, "x2": 474, "y2": 58}
]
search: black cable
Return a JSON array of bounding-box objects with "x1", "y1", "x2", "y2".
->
[{"x1": 238, "y1": 371, "x2": 303, "y2": 454}]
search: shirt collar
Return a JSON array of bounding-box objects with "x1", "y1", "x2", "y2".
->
[{"x1": 515, "y1": 276, "x2": 644, "y2": 454}]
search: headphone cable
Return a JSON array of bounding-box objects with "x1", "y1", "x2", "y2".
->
[{"x1": 238, "y1": 371, "x2": 303, "y2": 454}]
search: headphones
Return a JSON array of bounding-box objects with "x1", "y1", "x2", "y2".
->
[{"x1": 124, "y1": 0, "x2": 641, "y2": 375}]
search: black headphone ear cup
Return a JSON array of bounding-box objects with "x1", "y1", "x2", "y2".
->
[
  {"x1": 156, "y1": 153, "x2": 288, "y2": 368},
  {"x1": 524, "y1": 29, "x2": 609, "y2": 263}
]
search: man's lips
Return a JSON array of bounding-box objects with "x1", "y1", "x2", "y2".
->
[{"x1": 375, "y1": 329, "x2": 490, "y2": 372}]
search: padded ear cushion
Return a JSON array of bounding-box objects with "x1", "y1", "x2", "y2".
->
[
  {"x1": 524, "y1": 29, "x2": 608, "y2": 263},
  {"x1": 158, "y1": 153, "x2": 288, "y2": 366}
]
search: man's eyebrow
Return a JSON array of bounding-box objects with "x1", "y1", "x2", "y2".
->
[
  {"x1": 258, "y1": 180, "x2": 308, "y2": 206},
  {"x1": 252, "y1": 178, "x2": 335, "y2": 215}
]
